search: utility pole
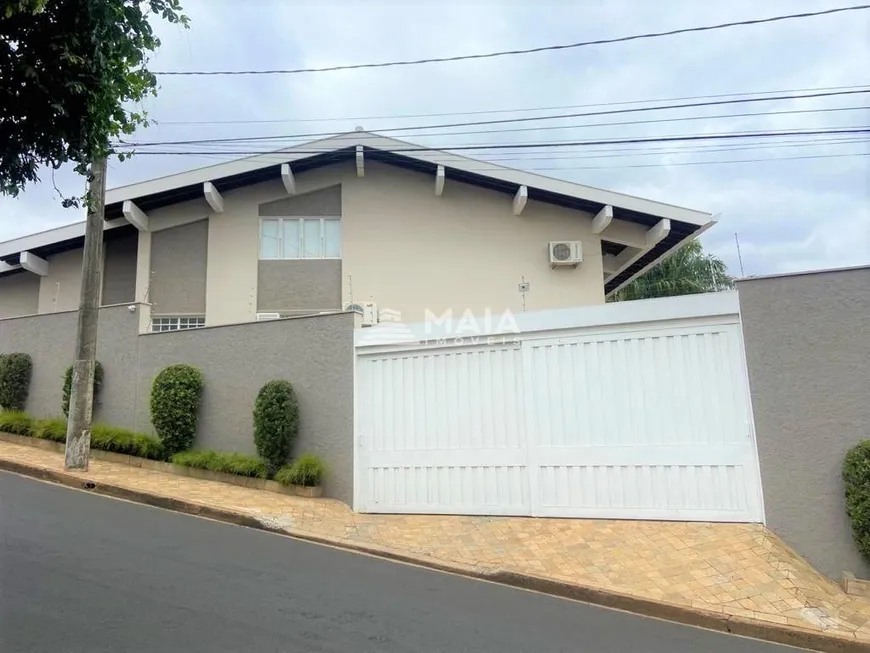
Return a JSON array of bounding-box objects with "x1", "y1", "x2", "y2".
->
[{"x1": 65, "y1": 155, "x2": 107, "y2": 470}]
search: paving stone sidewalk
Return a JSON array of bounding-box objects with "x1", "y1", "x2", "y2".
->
[{"x1": 2, "y1": 439, "x2": 869, "y2": 645}]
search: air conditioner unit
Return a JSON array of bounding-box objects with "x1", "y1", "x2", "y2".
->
[
  {"x1": 361, "y1": 302, "x2": 378, "y2": 327},
  {"x1": 256, "y1": 312, "x2": 281, "y2": 321},
  {"x1": 549, "y1": 241, "x2": 583, "y2": 268}
]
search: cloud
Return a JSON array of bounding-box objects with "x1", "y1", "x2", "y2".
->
[{"x1": 1, "y1": 0, "x2": 868, "y2": 277}]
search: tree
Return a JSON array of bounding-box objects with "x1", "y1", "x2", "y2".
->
[
  {"x1": 1, "y1": 0, "x2": 188, "y2": 200},
  {"x1": 1, "y1": 0, "x2": 187, "y2": 469},
  {"x1": 612, "y1": 239, "x2": 733, "y2": 301}
]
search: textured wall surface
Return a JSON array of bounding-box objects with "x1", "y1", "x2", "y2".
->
[
  {"x1": 258, "y1": 185, "x2": 341, "y2": 216},
  {"x1": 0, "y1": 305, "x2": 140, "y2": 426},
  {"x1": 738, "y1": 267, "x2": 870, "y2": 580},
  {"x1": 0, "y1": 308, "x2": 355, "y2": 503},
  {"x1": 135, "y1": 312, "x2": 355, "y2": 502},
  {"x1": 150, "y1": 219, "x2": 209, "y2": 315},
  {"x1": 102, "y1": 232, "x2": 138, "y2": 306},
  {"x1": 257, "y1": 260, "x2": 342, "y2": 313},
  {"x1": 0, "y1": 272, "x2": 39, "y2": 318}
]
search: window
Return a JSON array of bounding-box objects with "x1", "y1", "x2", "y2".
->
[
  {"x1": 259, "y1": 218, "x2": 341, "y2": 259},
  {"x1": 151, "y1": 316, "x2": 206, "y2": 332}
]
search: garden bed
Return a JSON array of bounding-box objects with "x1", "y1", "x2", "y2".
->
[{"x1": 0, "y1": 431, "x2": 322, "y2": 498}]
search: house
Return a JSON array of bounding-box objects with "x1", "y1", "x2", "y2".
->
[{"x1": 0, "y1": 132, "x2": 714, "y2": 330}]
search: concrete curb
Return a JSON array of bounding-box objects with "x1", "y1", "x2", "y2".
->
[{"x1": 0, "y1": 457, "x2": 863, "y2": 653}]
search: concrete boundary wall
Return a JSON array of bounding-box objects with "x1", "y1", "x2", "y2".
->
[
  {"x1": 738, "y1": 266, "x2": 870, "y2": 580},
  {"x1": 0, "y1": 306, "x2": 355, "y2": 503}
]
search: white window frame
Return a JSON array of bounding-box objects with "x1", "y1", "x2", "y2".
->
[
  {"x1": 150, "y1": 316, "x2": 206, "y2": 332},
  {"x1": 259, "y1": 217, "x2": 341, "y2": 260}
]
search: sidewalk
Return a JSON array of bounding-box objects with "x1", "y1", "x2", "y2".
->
[{"x1": 2, "y1": 439, "x2": 869, "y2": 651}]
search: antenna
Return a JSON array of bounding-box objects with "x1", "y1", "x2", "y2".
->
[{"x1": 734, "y1": 232, "x2": 746, "y2": 277}]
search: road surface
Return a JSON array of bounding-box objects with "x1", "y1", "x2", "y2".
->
[{"x1": 0, "y1": 471, "x2": 808, "y2": 652}]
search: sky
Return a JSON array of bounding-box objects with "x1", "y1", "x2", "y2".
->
[{"x1": 2, "y1": 0, "x2": 868, "y2": 277}]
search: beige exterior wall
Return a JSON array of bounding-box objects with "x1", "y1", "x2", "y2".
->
[
  {"x1": 37, "y1": 248, "x2": 82, "y2": 313},
  {"x1": 203, "y1": 169, "x2": 344, "y2": 326},
  {"x1": 342, "y1": 162, "x2": 604, "y2": 321},
  {"x1": 0, "y1": 272, "x2": 40, "y2": 318},
  {"x1": 13, "y1": 162, "x2": 609, "y2": 329},
  {"x1": 200, "y1": 161, "x2": 605, "y2": 326}
]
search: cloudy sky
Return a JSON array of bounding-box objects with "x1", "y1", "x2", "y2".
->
[{"x1": 2, "y1": 0, "x2": 868, "y2": 277}]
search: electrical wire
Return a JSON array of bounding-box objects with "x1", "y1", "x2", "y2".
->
[
  {"x1": 139, "y1": 106, "x2": 870, "y2": 152},
  {"x1": 156, "y1": 83, "x2": 870, "y2": 125},
  {"x1": 116, "y1": 127, "x2": 870, "y2": 156},
  {"x1": 533, "y1": 152, "x2": 870, "y2": 171},
  {"x1": 146, "y1": 150, "x2": 869, "y2": 171},
  {"x1": 121, "y1": 89, "x2": 870, "y2": 147},
  {"x1": 153, "y1": 5, "x2": 870, "y2": 76},
  {"x1": 145, "y1": 133, "x2": 870, "y2": 159},
  {"x1": 139, "y1": 138, "x2": 870, "y2": 169}
]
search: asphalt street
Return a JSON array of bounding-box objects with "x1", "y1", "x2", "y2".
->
[{"x1": 0, "y1": 471, "x2": 809, "y2": 652}]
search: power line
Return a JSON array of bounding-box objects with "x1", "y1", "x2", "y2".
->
[
  {"x1": 156, "y1": 134, "x2": 870, "y2": 159},
  {"x1": 141, "y1": 106, "x2": 870, "y2": 152},
  {"x1": 117, "y1": 127, "x2": 870, "y2": 156},
  {"x1": 533, "y1": 152, "x2": 870, "y2": 171},
  {"x1": 146, "y1": 150, "x2": 868, "y2": 171},
  {"x1": 153, "y1": 5, "x2": 870, "y2": 76},
  {"x1": 141, "y1": 128, "x2": 870, "y2": 158},
  {"x1": 155, "y1": 83, "x2": 870, "y2": 125},
  {"x1": 141, "y1": 137, "x2": 870, "y2": 166},
  {"x1": 121, "y1": 89, "x2": 870, "y2": 147}
]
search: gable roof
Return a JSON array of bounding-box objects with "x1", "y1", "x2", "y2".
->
[{"x1": 2, "y1": 132, "x2": 714, "y2": 294}]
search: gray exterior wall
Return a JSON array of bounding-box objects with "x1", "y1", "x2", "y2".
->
[
  {"x1": 0, "y1": 307, "x2": 355, "y2": 504},
  {"x1": 258, "y1": 185, "x2": 341, "y2": 216},
  {"x1": 257, "y1": 260, "x2": 342, "y2": 313},
  {"x1": 150, "y1": 219, "x2": 208, "y2": 315},
  {"x1": 738, "y1": 266, "x2": 870, "y2": 580},
  {"x1": 134, "y1": 312, "x2": 354, "y2": 502},
  {"x1": 0, "y1": 305, "x2": 140, "y2": 427},
  {"x1": 102, "y1": 231, "x2": 138, "y2": 305},
  {"x1": 0, "y1": 272, "x2": 39, "y2": 318}
]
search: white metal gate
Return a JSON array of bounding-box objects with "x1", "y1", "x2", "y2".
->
[{"x1": 354, "y1": 293, "x2": 764, "y2": 522}]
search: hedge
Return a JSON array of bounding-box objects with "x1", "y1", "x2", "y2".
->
[
  {"x1": 62, "y1": 361, "x2": 104, "y2": 416},
  {"x1": 91, "y1": 424, "x2": 165, "y2": 460},
  {"x1": 253, "y1": 379, "x2": 298, "y2": 474},
  {"x1": 0, "y1": 411, "x2": 164, "y2": 460},
  {"x1": 844, "y1": 440, "x2": 870, "y2": 562},
  {"x1": 0, "y1": 411, "x2": 35, "y2": 435},
  {"x1": 171, "y1": 450, "x2": 268, "y2": 478},
  {"x1": 0, "y1": 353, "x2": 32, "y2": 412},
  {"x1": 150, "y1": 364, "x2": 204, "y2": 455},
  {"x1": 275, "y1": 454, "x2": 326, "y2": 487}
]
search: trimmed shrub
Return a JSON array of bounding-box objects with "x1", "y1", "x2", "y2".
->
[
  {"x1": 0, "y1": 410, "x2": 35, "y2": 435},
  {"x1": 0, "y1": 353, "x2": 33, "y2": 412},
  {"x1": 150, "y1": 364, "x2": 204, "y2": 455},
  {"x1": 62, "y1": 361, "x2": 104, "y2": 416},
  {"x1": 275, "y1": 454, "x2": 326, "y2": 487},
  {"x1": 844, "y1": 441, "x2": 870, "y2": 562},
  {"x1": 253, "y1": 379, "x2": 299, "y2": 474},
  {"x1": 171, "y1": 450, "x2": 268, "y2": 478},
  {"x1": 33, "y1": 417, "x2": 67, "y2": 442}
]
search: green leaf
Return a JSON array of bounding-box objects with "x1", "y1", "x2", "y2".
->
[{"x1": 0, "y1": 0, "x2": 189, "y2": 197}]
